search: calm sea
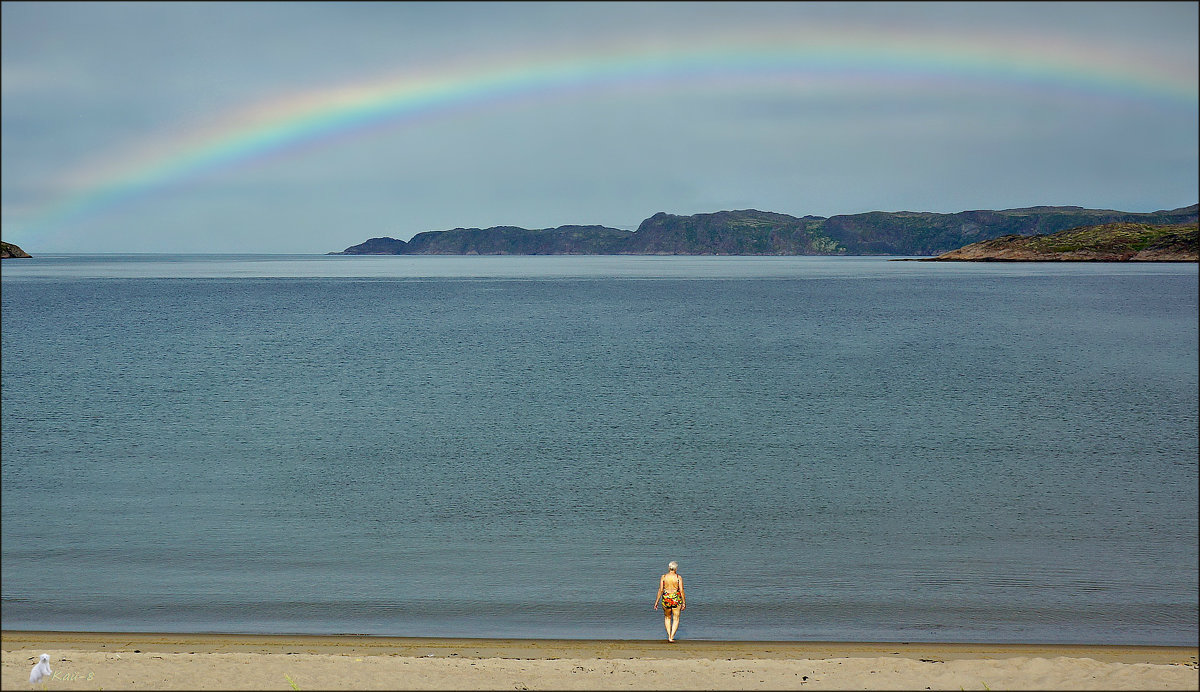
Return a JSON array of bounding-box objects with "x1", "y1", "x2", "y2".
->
[{"x1": 2, "y1": 255, "x2": 1197, "y2": 645}]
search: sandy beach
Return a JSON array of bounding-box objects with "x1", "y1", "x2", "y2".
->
[{"x1": 2, "y1": 631, "x2": 1196, "y2": 690}]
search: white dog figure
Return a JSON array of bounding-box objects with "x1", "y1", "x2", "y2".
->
[{"x1": 29, "y1": 653, "x2": 52, "y2": 684}]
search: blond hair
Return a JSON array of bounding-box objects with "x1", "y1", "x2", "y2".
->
[{"x1": 668, "y1": 561, "x2": 678, "y2": 571}]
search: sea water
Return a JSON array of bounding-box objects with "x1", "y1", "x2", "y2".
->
[{"x1": 2, "y1": 255, "x2": 1196, "y2": 645}]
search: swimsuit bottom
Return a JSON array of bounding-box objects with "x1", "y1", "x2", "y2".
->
[{"x1": 662, "y1": 591, "x2": 681, "y2": 609}]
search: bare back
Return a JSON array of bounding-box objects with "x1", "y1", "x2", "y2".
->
[{"x1": 656, "y1": 567, "x2": 685, "y2": 641}]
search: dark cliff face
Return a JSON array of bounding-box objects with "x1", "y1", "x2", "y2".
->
[{"x1": 335, "y1": 204, "x2": 1199, "y2": 256}]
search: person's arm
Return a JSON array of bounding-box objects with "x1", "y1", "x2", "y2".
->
[
  {"x1": 653, "y1": 576, "x2": 664, "y2": 609},
  {"x1": 679, "y1": 577, "x2": 685, "y2": 610}
]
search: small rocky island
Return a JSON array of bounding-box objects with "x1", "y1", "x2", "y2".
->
[
  {"x1": 1, "y1": 240, "x2": 32, "y2": 258},
  {"x1": 924, "y1": 222, "x2": 1198, "y2": 262}
]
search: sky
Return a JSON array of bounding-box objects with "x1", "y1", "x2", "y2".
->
[{"x1": 1, "y1": 1, "x2": 1196, "y2": 254}]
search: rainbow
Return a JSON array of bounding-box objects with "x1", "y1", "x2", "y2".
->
[{"x1": 9, "y1": 27, "x2": 1198, "y2": 245}]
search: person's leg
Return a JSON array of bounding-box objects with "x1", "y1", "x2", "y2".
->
[
  {"x1": 663, "y1": 609, "x2": 672, "y2": 640},
  {"x1": 668, "y1": 609, "x2": 680, "y2": 641}
]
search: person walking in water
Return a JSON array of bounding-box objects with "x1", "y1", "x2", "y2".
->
[{"x1": 653, "y1": 560, "x2": 686, "y2": 642}]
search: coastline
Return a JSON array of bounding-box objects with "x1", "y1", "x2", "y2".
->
[{"x1": 5, "y1": 631, "x2": 1197, "y2": 690}]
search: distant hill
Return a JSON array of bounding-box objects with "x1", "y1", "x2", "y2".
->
[
  {"x1": 333, "y1": 204, "x2": 1199, "y2": 256},
  {"x1": 622, "y1": 210, "x2": 838, "y2": 255},
  {"x1": 409, "y1": 224, "x2": 634, "y2": 254},
  {"x1": 924, "y1": 222, "x2": 1198, "y2": 262},
  {"x1": 1, "y1": 240, "x2": 31, "y2": 258},
  {"x1": 823, "y1": 205, "x2": 1198, "y2": 255},
  {"x1": 338, "y1": 225, "x2": 633, "y2": 255}
]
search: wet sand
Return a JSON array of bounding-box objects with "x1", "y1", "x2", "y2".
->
[{"x1": 4, "y1": 630, "x2": 1197, "y2": 690}]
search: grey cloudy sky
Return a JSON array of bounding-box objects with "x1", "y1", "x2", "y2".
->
[{"x1": 2, "y1": 1, "x2": 1196, "y2": 253}]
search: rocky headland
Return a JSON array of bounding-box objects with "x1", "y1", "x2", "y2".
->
[
  {"x1": 924, "y1": 222, "x2": 1198, "y2": 262},
  {"x1": 334, "y1": 204, "x2": 1198, "y2": 257},
  {"x1": 1, "y1": 240, "x2": 32, "y2": 258}
]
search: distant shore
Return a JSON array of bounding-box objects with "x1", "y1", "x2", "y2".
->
[{"x1": 4, "y1": 631, "x2": 1197, "y2": 690}]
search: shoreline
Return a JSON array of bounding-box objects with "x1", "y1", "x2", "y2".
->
[
  {"x1": 3, "y1": 630, "x2": 1197, "y2": 663},
  {"x1": 5, "y1": 631, "x2": 1197, "y2": 690}
]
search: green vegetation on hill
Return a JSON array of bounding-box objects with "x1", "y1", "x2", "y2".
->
[
  {"x1": 820, "y1": 205, "x2": 1199, "y2": 255},
  {"x1": 930, "y1": 222, "x2": 1198, "y2": 261},
  {"x1": 1023, "y1": 222, "x2": 1196, "y2": 255}
]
